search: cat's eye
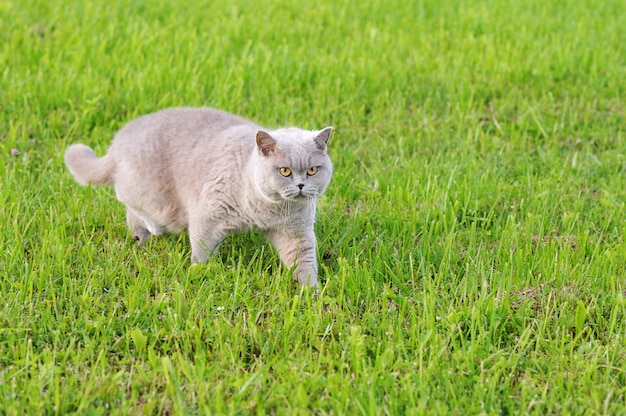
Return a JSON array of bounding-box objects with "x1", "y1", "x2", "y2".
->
[
  {"x1": 279, "y1": 167, "x2": 292, "y2": 177},
  {"x1": 307, "y1": 166, "x2": 319, "y2": 176}
]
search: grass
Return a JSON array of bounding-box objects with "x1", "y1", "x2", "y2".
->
[{"x1": 1, "y1": 0, "x2": 625, "y2": 413}]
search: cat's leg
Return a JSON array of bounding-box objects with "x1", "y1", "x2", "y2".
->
[
  {"x1": 126, "y1": 207, "x2": 151, "y2": 242},
  {"x1": 188, "y1": 221, "x2": 225, "y2": 263},
  {"x1": 265, "y1": 227, "x2": 318, "y2": 286}
]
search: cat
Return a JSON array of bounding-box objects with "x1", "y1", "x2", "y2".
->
[{"x1": 64, "y1": 107, "x2": 333, "y2": 287}]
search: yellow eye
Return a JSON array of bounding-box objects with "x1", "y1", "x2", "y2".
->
[
  {"x1": 279, "y1": 167, "x2": 292, "y2": 177},
  {"x1": 307, "y1": 166, "x2": 319, "y2": 176}
]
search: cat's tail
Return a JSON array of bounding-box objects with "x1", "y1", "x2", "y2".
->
[{"x1": 64, "y1": 144, "x2": 115, "y2": 187}]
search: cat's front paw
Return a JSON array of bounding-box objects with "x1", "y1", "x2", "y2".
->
[
  {"x1": 190, "y1": 252, "x2": 209, "y2": 263},
  {"x1": 294, "y1": 271, "x2": 318, "y2": 287},
  {"x1": 132, "y1": 227, "x2": 152, "y2": 243}
]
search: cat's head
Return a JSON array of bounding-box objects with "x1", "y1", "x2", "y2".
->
[{"x1": 254, "y1": 127, "x2": 333, "y2": 203}]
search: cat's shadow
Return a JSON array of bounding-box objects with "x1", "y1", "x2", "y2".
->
[
  {"x1": 129, "y1": 230, "x2": 339, "y2": 289},
  {"x1": 132, "y1": 230, "x2": 282, "y2": 275}
]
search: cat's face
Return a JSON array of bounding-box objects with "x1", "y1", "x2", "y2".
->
[{"x1": 255, "y1": 127, "x2": 332, "y2": 203}]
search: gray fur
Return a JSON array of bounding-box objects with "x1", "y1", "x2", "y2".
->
[{"x1": 64, "y1": 107, "x2": 332, "y2": 286}]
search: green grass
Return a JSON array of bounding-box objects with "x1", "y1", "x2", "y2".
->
[{"x1": 1, "y1": 0, "x2": 626, "y2": 413}]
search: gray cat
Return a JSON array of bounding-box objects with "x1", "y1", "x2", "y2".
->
[{"x1": 65, "y1": 107, "x2": 332, "y2": 286}]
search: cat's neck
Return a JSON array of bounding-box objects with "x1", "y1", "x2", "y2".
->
[{"x1": 251, "y1": 173, "x2": 281, "y2": 204}]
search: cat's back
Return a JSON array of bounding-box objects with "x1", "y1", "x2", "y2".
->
[{"x1": 115, "y1": 107, "x2": 257, "y2": 144}]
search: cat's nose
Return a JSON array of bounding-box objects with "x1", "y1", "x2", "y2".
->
[{"x1": 297, "y1": 183, "x2": 304, "y2": 190}]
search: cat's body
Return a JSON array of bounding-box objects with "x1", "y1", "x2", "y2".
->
[{"x1": 65, "y1": 107, "x2": 332, "y2": 286}]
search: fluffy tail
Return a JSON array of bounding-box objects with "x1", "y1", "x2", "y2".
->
[{"x1": 64, "y1": 144, "x2": 115, "y2": 186}]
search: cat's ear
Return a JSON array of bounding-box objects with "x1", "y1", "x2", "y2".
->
[
  {"x1": 256, "y1": 131, "x2": 277, "y2": 156},
  {"x1": 314, "y1": 127, "x2": 332, "y2": 150}
]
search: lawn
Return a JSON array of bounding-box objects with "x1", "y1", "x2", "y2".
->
[{"x1": 1, "y1": 0, "x2": 625, "y2": 414}]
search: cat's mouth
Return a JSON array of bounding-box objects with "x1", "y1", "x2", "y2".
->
[
  {"x1": 290, "y1": 193, "x2": 308, "y2": 201},
  {"x1": 282, "y1": 189, "x2": 312, "y2": 201}
]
